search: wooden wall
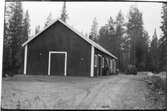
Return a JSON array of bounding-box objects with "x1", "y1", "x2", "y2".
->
[{"x1": 27, "y1": 21, "x2": 91, "y2": 76}]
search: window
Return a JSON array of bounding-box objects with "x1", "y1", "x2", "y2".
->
[{"x1": 94, "y1": 55, "x2": 98, "y2": 67}]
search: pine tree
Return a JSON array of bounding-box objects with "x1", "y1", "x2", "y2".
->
[
  {"x1": 98, "y1": 16, "x2": 116, "y2": 55},
  {"x1": 60, "y1": 2, "x2": 68, "y2": 23},
  {"x1": 142, "y1": 30, "x2": 150, "y2": 71},
  {"x1": 44, "y1": 12, "x2": 53, "y2": 28},
  {"x1": 8, "y1": 1, "x2": 24, "y2": 74},
  {"x1": 89, "y1": 17, "x2": 98, "y2": 41},
  {"x1": 127, "y1": 5, "x2": 146, "y2": 70},
  {"x1": 35, "y1": 25, "x2": 40, "y2": 34},
  {"x1": 3, "y1": 21, "x2": 11, "y2": 76},
  {"x1": 150, "y1": 29, "x2": 159, "y2": 72},
  {"x1": 159, "y1": 3, "x2": 167, "y2": 71},
  {"x1": 107, "y1": 17, "x2": 115, "y2": 33},
  {"x1": 22, "y1": 10, "x2": 30, "y2": 41},
  {"x1": 17, "y1": 10, "x2": 30, "y2": 73},
  {"x1": 115, "y1": 10, "x2": 126, "y2": 71},
  {"x1": 3, "y1": 2, "x2": 15, "y2": 75}
]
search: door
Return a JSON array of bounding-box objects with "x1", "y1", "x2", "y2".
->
[{"x1": 50, "y1": 53, "x2": 65, "y2": 75}]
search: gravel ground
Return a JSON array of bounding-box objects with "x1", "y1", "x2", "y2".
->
[{"x1": 1, "y1": 73, "x2": 166, "y2": 109}]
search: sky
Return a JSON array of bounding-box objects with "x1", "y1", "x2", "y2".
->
[{"x1": 20, "y1": 1, "x2": 163, "y2": 40}]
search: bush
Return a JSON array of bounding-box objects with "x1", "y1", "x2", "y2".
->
[
  {"x1": 150, "y1": 75, "x2": 166, "y2": 92},
  {"x1": 126, "y1": 64, "x2": 137, "y2": 75}
]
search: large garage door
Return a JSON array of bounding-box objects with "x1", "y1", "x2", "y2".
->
[{"x1": 48, "y1": 51, "x2": 67, "y2": 76}]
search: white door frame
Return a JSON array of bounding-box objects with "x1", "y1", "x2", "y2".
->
[{"x1": 48, "y1": 51, "x2": 67, "y2": 76}]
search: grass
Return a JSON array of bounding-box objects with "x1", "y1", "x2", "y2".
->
[
  {"x1": 150, "y1": 76, "x2": 166, "y2": 92},
  {"x1": 142, "y1": 72, "x2": 166, "y2": 109},
  {"x1": 2, "y1": 73, "x2": 166, "y2": 109}
]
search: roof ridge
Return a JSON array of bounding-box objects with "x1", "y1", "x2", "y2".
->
[{"x1": 22, "y1": 18, "x2": 117, "y2": 59}]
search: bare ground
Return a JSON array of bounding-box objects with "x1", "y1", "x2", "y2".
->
[{"x1": 1, "y1": 73, "x2": 166, "y2": 109}]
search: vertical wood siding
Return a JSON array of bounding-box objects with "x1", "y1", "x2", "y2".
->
[{"x1": 27, "y1": 21, "x2": 91, "y2": 76}]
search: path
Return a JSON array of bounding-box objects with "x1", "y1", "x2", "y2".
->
[
  {"x1": 1, "y1": 74, "x2": 161, "y2": 109},
  {"x1": 75, "y1": 74, "x2": 153, "y2": 109}
]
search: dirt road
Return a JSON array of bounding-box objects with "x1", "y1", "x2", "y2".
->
[
  {"x1": 75, "y1": 74, "x2": 151, "y2": 109},
  {"x1": 1, "y1": 74, "x2": 164, "y2": 109}
]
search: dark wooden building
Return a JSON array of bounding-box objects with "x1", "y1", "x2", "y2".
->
[{"x1": 22, "y1": 19, "x2": 117, "y2": 77}]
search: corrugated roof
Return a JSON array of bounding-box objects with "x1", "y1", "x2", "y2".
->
[{"x1": 22, "y1": 18, "x2": 117, "y2": 59}]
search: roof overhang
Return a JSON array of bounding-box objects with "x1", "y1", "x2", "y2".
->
[{"x1": 22, "y1": 18, "x2": 117, "y2": 60}]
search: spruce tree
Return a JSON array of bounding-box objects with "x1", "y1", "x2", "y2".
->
[
  {"x1": 3, "y1": 21, "x2": 11, "y2": 76},
  {"x1": 60, "y1": 2, "x2": 68, "y2": 23},
  {"x1": 17, "y1": 10, "x2": 30, "y2": 73},
  {"x1": 115, "y1": 10, "x2": 126, "y2": 71},
  {"x1": 127, "y1": 5, "x2": 148, "y2": 70},
  {"x1": 150, "y1": 29, "x2": 159, "y2": 72},
  {"x1": 3, "y1": 2, "x2": 15, "y2": 75},
  {"x1": 22, "y1": 10, "x2": 30, "y2": 40},
  {"x1": 8, "y1": 1, "x2": 24, "y2": 74},
  {"x1": 98, "y1": 16, "x2": 116, "y2": 54},
  {"x1": 159, "y1": 3, "x2": 167, "y2": 71},
  {"x1": 142, "y1": 30, "x2": 150, "y2": 71},
  {"x1": 35, "y1": 25, "x2": 40, "y2": 34},
  {"x1": 89, "y1": 17, "x2": 98, "y2": 41},
  {"x1": 44, "y1": 12, "x2": 53, "y2": 28}
]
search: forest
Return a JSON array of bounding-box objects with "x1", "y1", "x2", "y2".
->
[{"x1": 3, "y1": 2, "x2": 167, "y2": 76}]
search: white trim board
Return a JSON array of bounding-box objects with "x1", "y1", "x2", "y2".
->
[
  {"x1": 23, "y1": 45, "x2": 28, "y2": 75},
  {"x1": 48, "y1": 51, "x2": 67, "y2": 76},
  {"x1": 90, "y1": 46, "x2": 94, "y2": 77}
]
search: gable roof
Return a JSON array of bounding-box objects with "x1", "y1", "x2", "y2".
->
[{"x1": 22, "y1": 18, "x2": 117, "y2": 59}]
